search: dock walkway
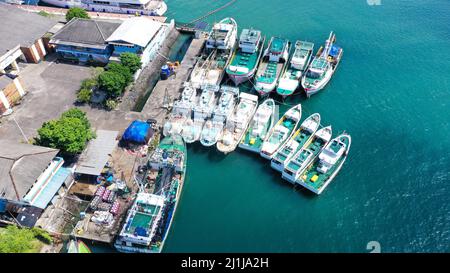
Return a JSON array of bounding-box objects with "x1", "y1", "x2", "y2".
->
[{"x1": 141, "y1": 35, "x2": 206, "y2": 125}]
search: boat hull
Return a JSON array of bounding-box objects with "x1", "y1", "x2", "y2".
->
[
  {"x1": 227, "y1": 70, "x2": 254, "y2": 86},
  {"x1": 270, "y1": 159, "x2": 285, "y2": 172}
]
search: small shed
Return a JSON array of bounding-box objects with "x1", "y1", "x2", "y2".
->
[{"x1": 74, "y1": 130, "x2": 119, "y2": 178}]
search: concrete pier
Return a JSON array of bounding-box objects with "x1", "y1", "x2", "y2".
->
[{"x1": 140, "y1": 35, "x2": 206, "y2": 125}]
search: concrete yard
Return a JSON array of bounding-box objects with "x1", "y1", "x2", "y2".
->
[{"x1": 0, "y1": 56, "x2": 92, "y2": 141}]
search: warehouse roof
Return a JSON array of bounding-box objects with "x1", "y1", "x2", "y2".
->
[
  {"x1": 50, "y1": 18, "x2": 121, "y2": 49},
  {"x1": 74, "y1": 130, "x2": 119, "y2": 176},
  {"x1": 106, "y1": 17, "x2": 163, "y2": 47},
  {"x1": 0, "y1": 3, "x2": 57, "y2": 55},
  {"x1": 0, "y1": 140, "x2": 59, "y2": 201}
]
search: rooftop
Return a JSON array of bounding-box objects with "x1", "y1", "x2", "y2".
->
[
  {"x1": 0, "y1": 140, "x2": 59, "y2": 202},
  {"x1": 106, "y1": 17, "x2": 163, "y2": 47},
  {"x1": 74, "y1": 130, "x2": 119, "y2": 176},
  {"x1": 0, "y1": 3, "x2": 57, "y2": 56},
  {"x1": 50, "y1": 18, "x2": 122, "y2": 49}
]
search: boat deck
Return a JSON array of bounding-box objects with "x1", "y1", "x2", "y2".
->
[{"x1": 227, "y1": 50, "x2": 259, "y2": 75}]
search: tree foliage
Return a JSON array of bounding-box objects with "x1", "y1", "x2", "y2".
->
[
  {"x1": 35, "y1": 108, "x2": 95, "y2": 155},
  {"x1": 66, "y1": 7, "x2": 90, "y2": 21},
  {"x1": 77, "y1": 88, "x2": 92, "y2": 103},
  {"x1": 98, "y1": 71, "x2": 126, "y2": 98},
  {"x1": 120, "y1": 52, "x2": 142, "y2": 74},
  {"x1": 107, "y1": 62, "x2": 133, "y2": 85},
  {"x1": 0, "y1": 225, "x2": 51, "y2": 253}
]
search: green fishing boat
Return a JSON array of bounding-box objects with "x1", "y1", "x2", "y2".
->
[
  {"x1": 226, "y1": 28, "x2": 265, "y2": 85},
  {"x1": 276, "y1": 40, "x2": 314, "y2": 98},
  {"x1": 254, "y1": 37, "x2": 290, "y2": 96},
  {"x1": 115, "y1": 134, "x2": 187, "y2": 253},
  {"x1": 281, "y1": 126, "x2": 332, "y2": 183},
  {"x1": 270, "y1": 113, "x2": 321, "y2": 172},
  {"x1": 239, "y1": 98, "x2": 276, "y2": 153},
  {"x1": 77, "y1": 240, "x2": 92, "y2": 253},
  {"x1": 297, "y1": 133, "x2": 351, "y2": 195}
]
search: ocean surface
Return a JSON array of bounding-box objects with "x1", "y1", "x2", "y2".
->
[
  {"x1": 28, "y1": 0, "x2": 448, "y2": 252},
  {"x1": 161, "y1": 0, "x2": 450, "y2": 253}
]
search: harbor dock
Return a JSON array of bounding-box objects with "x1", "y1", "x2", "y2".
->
[{"x1": 141, "y1": 35, "x2": 206, "y2": 125}]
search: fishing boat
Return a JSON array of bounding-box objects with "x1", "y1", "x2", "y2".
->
[
  {"x1": 190, "y1": 18, "x2": 238, "y2": 89},
  {"x1": 181, "y1": 85, "x2": 219, "y2": 143},
  {"x1": 163, "y1": 83, "x2": 197, "y2": 137},
  {"x1": 301, "y1": 32, "x2": 343, "y2": 97},
  {"x1": 270, "y1": 113, "x2": 320, "y2": 172},
  {"x1": 281, "y1": 126, "x2": 332, "y2": 183},
  {"x1": 77, "y1": 240, "x2": 92, "y2": 253},
  {"x1": 225, "y1": 28, "x2": 265, "y2": 86},
  {"x1": 40, "y1": 0, "x2": 168, "y2": 16},
  {"x1": 260, "y1": 104, "x2": 302, "y2": 160},
  {"x1": 115, "y1": 134, "x2": 187, "y2": 253},
  {"x1": 67, "y1": 239, "x2": 78, "y2": 253},
  {"x1": 297, "y1": 133, "x2": 351, "y2": 194},
  {"x1": 200, "y1": 86, "x2": 239, "y2": 147},
  {"x1": 216, "y1": 92, "x2": 259, "y2": 154},
  {"x1": 239, "y1": 98, "x2": 276, "y2": 153},
  {"x1": 254, "y1": 37, "x2": 290, "y2": 96},
  {"x1": 276, "y1": 41, "x2": 314, "y2": 98}
]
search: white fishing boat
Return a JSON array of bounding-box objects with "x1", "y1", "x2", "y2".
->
[
  {"x1": 260, "y1": 104, "x2": 302, "y2": 160},
  {"x1": 216, "y1": 92, "x2": 259, "y2": 154},
  {"x1": 276, "y1": 41, "x2": 314, "y2": 98},
  {"x1": 200, "y1": 86, "x2": 239, "y2": 147},
  {"x1": 239, "y1": 98, "x2": 276, "y2": 153},
  {"x1": 163, "y1": 83, "x2": 197, "y2": 137},
  {"x1": 301, "y1": 31, "x2": 343, "y2": 97},
  {"x1": 40, "y1": 0, "x2": 168, "y2": 16},
  {"x1": 297, "y1": 133, "x2": 351, "y2": 195},
  {"x1": 281, "y1": 126, "x2": 332, "y2": 184},
  {"x1": 270, "y1": 113, "x2": 321, "y2": 172},
  {"x1": 181, "y1": 85, "x2": 219, "y2": 143},
  {"x1": 190, "y1": 18, "x2": 238, "y2": 89}
]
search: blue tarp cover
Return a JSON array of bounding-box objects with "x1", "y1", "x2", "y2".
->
[
  {"x1": 329, "y1": 45, "x2": 341, "y2": 57},
  {"x1": 122, "y1": 120, "x2": 150, "y2": 144}
]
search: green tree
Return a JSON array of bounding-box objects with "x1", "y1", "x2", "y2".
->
[
  {"x1": 66, "y1": 7, "x2": 90, "y2": 21},
  {"x1": 77, "y1": 88, "x2": 92, "y2": 103},
  {"x1": 105, "y1": 99, "x2": 117, "y2": 111},
  {"x1": 0, "y1": 225, "x2": 50, "y2": 253},
  {"x1": 120, "y1": 52, "x2": 142, "y2": 74},
  {"x1": 98, "y1": 71, "x2": 126, "y2": 98},
  {"x1": 35, "y1": 108, "x2": 95, "y2": 155},
  {"x1": 107, "y1": 63, "x2": 133, "y2": 85}
]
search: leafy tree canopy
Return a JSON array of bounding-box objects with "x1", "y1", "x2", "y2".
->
[
  {"x1": 35, "y1": 108, "x2": 95, "y2": 155},
  {"x1": 0, "y1": 226, "x2": 51, "y2": 253},
  {"x1": 66, "y1": 7, "x2": 90, "y2": 21},
  {"x1": 98, "y1": 71, "x2": 126, "y2": 98},
  {"x1": 107, "y1": 62, "x2": 133, "y2": 85},
  {"x1": 119, "y1": 52, "x2": 142, "y2": 74}
]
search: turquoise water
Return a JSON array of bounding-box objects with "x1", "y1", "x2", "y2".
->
[{"x1": 160, "y1": 0, "x2": 450, "y2": 252}]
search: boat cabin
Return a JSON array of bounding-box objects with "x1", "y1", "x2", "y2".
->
[
  {"x1": 267, "y1": 37, "x2": 287, "y2": 62},
  {"x1": 239, "y1": 29, "x2": 261, "y2": 54}
]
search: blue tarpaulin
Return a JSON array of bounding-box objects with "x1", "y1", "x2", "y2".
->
[
  {"x1": 122, "y1": 120, "x2": 150, "y2": 144},
  {"x1": 329, "y1": 45, "x2": 341, "y2": 57}
]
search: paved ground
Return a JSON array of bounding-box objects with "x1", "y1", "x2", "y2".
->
[{"x1": 0, "y1": 57, "x2": 92, "y2": 141}]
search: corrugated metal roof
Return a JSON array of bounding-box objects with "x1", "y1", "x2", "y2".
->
[
  {"x1": 0, "y1": 140, "x2": 59, "y2": 201},
  {"x1": 74, "y1": 130, "x2": 119, "y2": 176},
  {"x1": 106, "y1": 17, "x2": 163, "y2": 47}
]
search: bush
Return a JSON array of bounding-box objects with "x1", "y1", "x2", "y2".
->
[
  {"x1": 35, "y1": 108, "x2": 95, "y2": 155},
  {"x1": 77, "y1": 88, "x2": 92, "y2": 103},
  {"x1": 107, "y1": 63, "x2": 133, "y2": 85},
  {"x1": 105, "y1": 99, "x2": 117, "y2": 111},
  {"x1": 98, "y1": 71, "x2": 126, "y2": 98},
  {"x1": 31, "y1": 228, "x2": 53, "y2": 244},
  {"x1": 80, "y1": 78, "x2": 97, "y2": 91},
  {"x1": 120, "y1": 53, "x2": 142, "y2": 74},
  {"x1": 38, "y1": 11, "x2": 51, "y2": 17},
  {"x1": 66, "y1": 7, "x2": 89, "y2": 21}
]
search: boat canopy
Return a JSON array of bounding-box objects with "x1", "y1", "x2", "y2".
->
[{"x1": 329, "y1": 45, "x2": 341, "y2": 58}]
